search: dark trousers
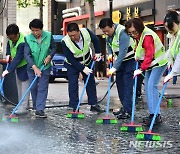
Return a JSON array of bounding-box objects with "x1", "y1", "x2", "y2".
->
[
  {"x1": 65, "y1": 62, "x2": 97, "y2": 109},
  {"x1": 27, "y1": 67, "x2": 50, "y2": 111},
  {"x1": 173, "y1": 76, "x2": 177, "y2": 85},
  {"x1": 116, "y1": 59, "x2": 135, "y2": 113}
]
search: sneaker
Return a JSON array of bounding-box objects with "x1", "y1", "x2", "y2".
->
[
  {"x1": 113, "y1": 107, "x2": 124, "y2": 115},
  {"x1": 155, "y1": 114, "x2": 162, "y2": 124},
  {"x1": 143, "y1": 114, "x2": 162, "y2": 126},
  {"x1": 15, "y1": 109, "x2": 27, "y2": 115},
  {"x1": 35, "y1": 110, "x2": 47, "y2": 118},
  {"x1": 143, "y1": 114, "x2": 154, "y2": 122},
  {"x1": 90, "y1": 104, "x2": 104, "y2": 113},
  {"x1": 117, "y1": 110, "x2": 131, "y2": 119}
]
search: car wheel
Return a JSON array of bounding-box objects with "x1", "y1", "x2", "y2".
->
[{"x1": 49, "y1": 76, "x2": 55, "y2": 83}]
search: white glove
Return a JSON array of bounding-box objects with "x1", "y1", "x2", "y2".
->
[
  {"x1": 6, "y1": 55, "x2": 10, "y2": 63},
  {"x1": 107, "y1": 54, "x2": 113, "y2": 62},
  {"x1": 164, "y1": 73, "x2": 173, "y2": 84},
  {"x1": 94, "y1": 53, "x2": 101, "y2": 61},
  {"x1": 107, "y1": 67, "x2": 116, "y2": 76},
  {"x1": 83, "y1": 66, "x2": 92, "y2": 75},
  {"x1": 167, "y1": 60, "x2": 173, "y2": 70},
  {"x1": 2, "y1": 70, "x2": 9, "y2": 78},
  {"x1": 133, "y1": 69, "x2": 142, "y2": 78}
]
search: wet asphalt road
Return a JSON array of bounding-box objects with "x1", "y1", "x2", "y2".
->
[{"x1": 0, "y1": 78, "x2": 180, "y2": 154}]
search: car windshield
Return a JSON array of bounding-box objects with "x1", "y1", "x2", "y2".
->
[{"x1": 53, "y1": 35, "x2": 64, "y2": 54}]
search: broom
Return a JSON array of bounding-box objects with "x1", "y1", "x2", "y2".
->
[
  {"x1": 96, "y1": 62, "x2": 117, "y2": 124},
  {"x1": 2, "y1": 65, "x2": 45, "y2": 122},
  {"x1": 67, "y1": 60, "x2": 95, "y2": 119},
  {"x1": 136, "y1": 76, "x2": 169, "y2": 141},
  {"x1": 120, "y1": 61, "x2": 143, "y2": 132}
]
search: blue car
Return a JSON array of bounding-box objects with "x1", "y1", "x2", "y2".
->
[{"x1": 49, "y1": 35, "x2": 68, "y2": 83}]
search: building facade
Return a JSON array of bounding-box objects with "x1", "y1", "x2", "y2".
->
[
  {"x1": 0, "y1": 0, "x2": 16, "y2": 56},
  {"x1": 51, "y1": 0, "x2": 180, "y2": 75}
]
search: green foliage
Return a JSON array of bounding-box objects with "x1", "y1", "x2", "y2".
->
[
  {"x1": 17, "y1": 0, "x2": 43, "y2": 8},
  {"x1": 32, "y1": 0, "x2": 40, "y2": 7},
  {"x1": 17, "y1": 0, "x2": 31, "y2": 8},
  {"x1": 86, "y1": 0, "x2": 95, "y2": 2}
]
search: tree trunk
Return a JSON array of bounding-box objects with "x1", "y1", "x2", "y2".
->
[
  {"x1": 40, "y1": 0, "x2": 43, "y2": 22},
  {"x1": 88, "y1": 1, "x2": 95, "y2": 34}
]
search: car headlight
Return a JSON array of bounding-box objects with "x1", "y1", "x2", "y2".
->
[{"x1": 51, "y1": 61, "x2": 55, "y2": 66}]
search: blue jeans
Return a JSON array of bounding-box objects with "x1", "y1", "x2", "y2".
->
[
  {"x1": 27, "y1": 67, "x2": 50, "y2": 111},
  {"x1": 116, "y1": 59, "x2": 135, "y2": 113},
  {"x1": 144, "y1": 65, "x2": 167, "y2": 114}
]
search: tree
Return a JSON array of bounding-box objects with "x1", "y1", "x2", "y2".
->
[
  {"x1": 39, "y1": 0, "x2": 43, "y2": 22},
  {"x1": 17, "y1": 0, "x2": 43, "y2": 21},
  {"x1": 86, "y1": 0, "x2": 96, "y2": 33}
]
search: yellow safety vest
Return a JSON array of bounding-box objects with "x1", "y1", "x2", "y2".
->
[
  {"x1": 135, "y1": 27, "x2": 167, "y2": 69},
  {"x1": 63, "y1": 28, "x2": 92, "y2": 65},
  {"x1": 170, "y1": 29, "x2": 180, "y2": 60},
  {"x1": 107, "y1": 24, "x2": 135, "y2": 61}
]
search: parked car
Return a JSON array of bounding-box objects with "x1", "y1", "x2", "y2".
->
[{"x1": 49, "y1": 35, "x2": 68, "y2": 83}]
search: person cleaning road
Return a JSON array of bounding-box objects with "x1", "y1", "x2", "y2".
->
[
  {"x1": 24, "y1": 19, "x2": 56, "y2": 118},
  {"x1": 163, "y1": 10, "x2": 180, "y2": 83},
  {"x1": 61, "y1": 23, "x2": 104, "y2": 113},
  {"x1": 99, "y1": 18, "x2": 135, "y2": 119},
  {"x1": 125, "y1": 18, "x2": 168, "y2": 125},
  {"x1": 2, "y1": 24, "x2": 29, "y2": 115}
]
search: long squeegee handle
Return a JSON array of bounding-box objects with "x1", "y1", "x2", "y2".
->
[{"x1": 11, "y1": 65, "x2": 45, "y2": 115}]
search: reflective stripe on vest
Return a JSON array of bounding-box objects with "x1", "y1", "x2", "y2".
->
[
  {"x1": 135, "y1": 27, "x2": 167, "y2": 69},
  {"x1": 107, "y1": 24, "x2": 135, "y2": 61},
  {"x1": 170, "y1": 30, "x2": 180, "y2": 60},
  {"x1": 63, "y1": 28, "x2": 92, "y2": 65},
  {"x1": 9, "y1": 33, "x2": 27, "y2": 68}
]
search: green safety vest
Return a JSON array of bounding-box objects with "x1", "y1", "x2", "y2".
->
[
  {"x1": 107, "y1": 24, "x2": 135, "y2": 61},
  {"x1": 63, "y1": 28, "x2": 92, "y2": 65},
  {"x1": 135, "y1": 26, "x2": 167, "y2": 69},
  {"x1": 170, "y1": 29, "x2": 180, "y2": 60},
  {"x1": 9, "y1": 32, "x2": 27, "y2": 68},
  {"x1": 25, "y1": 31, "x2": 51, "y2": 70}
]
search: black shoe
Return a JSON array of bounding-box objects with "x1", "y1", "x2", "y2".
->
[
  {"x1": 143, "y1": 114, "x2": 162, "y2": 126},
  {"x1": 90, "y1": 104, "x2": 104, "y2": 113},
  {"x1": 35, "y1": 110, "x2": 47, "y2": 118},
  {"x1": 117, "y1": 111, "x2": 131, "y2": 119},
  {"x1": 143, "y1": 114, "x2": 154, "y2": 122},
  {"x1": 113, "y1": 107, "x2": 124, "y2": 115},
  {"x1": 155, "y1": 114, "x2": 162, "y2": 124}
]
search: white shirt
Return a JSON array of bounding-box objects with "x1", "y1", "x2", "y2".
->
[{"x1": 75, "y1": 35, "x2": 83, "y2": 50}]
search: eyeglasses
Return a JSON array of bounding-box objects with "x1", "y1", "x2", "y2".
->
[{"x1": 128, "y1": 30, "x2": 139, "y2": 36}]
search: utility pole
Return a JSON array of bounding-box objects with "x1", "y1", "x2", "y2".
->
[
  {"x1": 40, "y1": 0, "x2": 43, "y2": 22},
  {"x1": 109, "y1": 0, "x2": 114, "y2": 82},
  {"x1": 109, "y1": 0, "x2": 113, "y2": 19},
  {"x1": 88, "y1": 0, "x2": 96, "y2": 33}
]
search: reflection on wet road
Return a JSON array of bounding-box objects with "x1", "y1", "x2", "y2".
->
[{"x1": 0, "y1": 99, "x2": 179, "y2": 154}]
